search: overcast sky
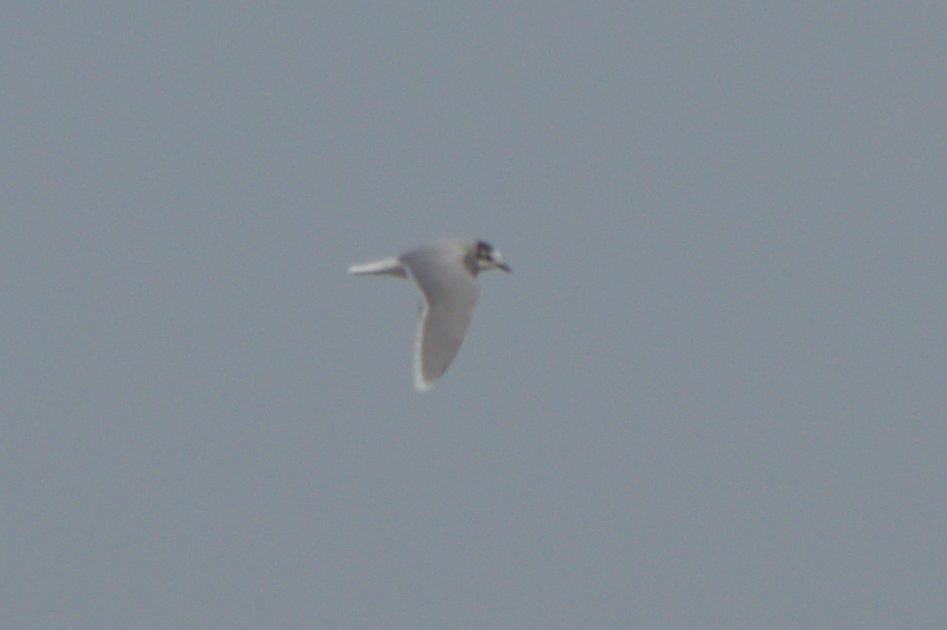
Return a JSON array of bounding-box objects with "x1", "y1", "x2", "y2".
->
[{"x1": 3, "y1": 3, "x2": 946, "y2": 628}]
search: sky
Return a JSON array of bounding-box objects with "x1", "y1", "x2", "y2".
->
[{"x1": 2, "y1": 2, "x2": 946, "y2": 628}]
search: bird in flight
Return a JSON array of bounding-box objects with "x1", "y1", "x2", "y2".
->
[{"x1": 349, "y1": 238, "x2": 511, "y2": 391}]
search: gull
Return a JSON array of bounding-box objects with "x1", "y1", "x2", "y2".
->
[{"x1": 349, "y1": 238, "x2": 511, "y2": 391}]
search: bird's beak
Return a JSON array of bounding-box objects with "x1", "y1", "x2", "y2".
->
[{"x1": 496, "y1": 262, "x2": 512, "y2": 273}]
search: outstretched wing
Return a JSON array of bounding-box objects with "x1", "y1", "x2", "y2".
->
[
  {"x1": 401, "y1": 243, "x2": 479, "y2": 391},
  {"x1": 347, "y1": 257, "x2": 407, "y2": 278}
]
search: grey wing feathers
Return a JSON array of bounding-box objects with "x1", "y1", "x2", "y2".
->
[{"x1": 401, "y1": 243, "x2": 479, "y2": 390}]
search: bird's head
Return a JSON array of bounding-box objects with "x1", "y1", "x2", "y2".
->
[{"x1": 474, "y1": 240, "x2": 512, "y2": 274}]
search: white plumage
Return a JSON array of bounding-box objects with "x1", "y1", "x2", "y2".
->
[{"x1": 349, "y1": 238, "x2": 511, "y2": 391}]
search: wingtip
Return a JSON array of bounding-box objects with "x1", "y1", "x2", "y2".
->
[
  {"x1": 348, "y1": 257, "x2": 408, "y2": 278},
  {"x1": 413, "y1": 357, "x2": 434, "y2": 393},
  {"x1": 414, "y1": 379, "x2": 433, "y2": 393}
]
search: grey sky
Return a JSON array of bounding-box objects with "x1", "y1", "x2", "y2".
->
[{"x1": 3, "y1": 3, "x2": 945, "y2": 628}]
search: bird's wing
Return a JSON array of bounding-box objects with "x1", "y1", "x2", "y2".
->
[
  {"x1": 347, "y1": 257, "x2": 407, "y2": 278},
  {"x1": 401, "y1": 244, "x2": 480, "y2": 391}
]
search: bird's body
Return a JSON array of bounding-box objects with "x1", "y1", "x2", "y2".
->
[{"x1": 349, "y1": 238, "x2": 511, "y2": 391}]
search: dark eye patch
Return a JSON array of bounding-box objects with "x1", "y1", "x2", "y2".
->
[{"x1": 476, "y1": 240, "x2": 492, "y2": 258}]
